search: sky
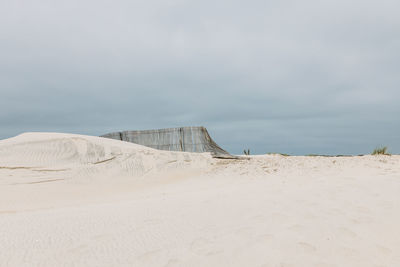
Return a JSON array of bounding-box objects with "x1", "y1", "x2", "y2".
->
[{"x1": 1, "y1": 0, "x2": 399, "y2": 155}]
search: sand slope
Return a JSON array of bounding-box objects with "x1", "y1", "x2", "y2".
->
[
  {"x1": 1, "y1": 133, "x2": 400, "y2": 266},
  {"x1": 0, "y1": 132, "x2": 213, "y2": 184}
]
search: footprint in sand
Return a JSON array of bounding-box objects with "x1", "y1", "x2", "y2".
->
[
  {"x1": 350, "y1": 216, "x2": 374, "y2": 224},
  {"x1": 297, "y1": 242, "x2": 317, "y2": 253},
  {"x1": 287, "y1": 224, "x2": 304, "y2": 232},
  {"x1": 337, "y1": 246, "x2": 358, "y2": 258},
  {"x1": 235, "y1": 226, "x2": 254, "y2": 237},
  {"x1": 164, "y1": 258, "x2": 180, "y2": 267},
  {"x1": 269, "y1": 212, "x2": 289, "y2": 223},
  {"x1": 354, "y1": 206, "x2": 370, "y2": 214},
  {"x1": 252, "y1": 214, "x2": 267, "y2": 222},
  {"x1": 376, "y1": 244, "x2": 392, "y2": 255},
  {"x1": 255, "y1": 233, "x2": 274, "y2": 243},
  {"x1": 138, "y1": 249, "x2": 164, "y2": 262},
  {"x1": 190, "y1": 238, "x2": 222, "y2": 256},
  {"x1": 311, "y1": 262, "x2": 336, "y2": 267},
  {"x1": 143, "y1": 218, "x2": 162, "y2": 225},
  {"x1": 336, "y1": 227, "x2": 358, "y2": 239}
]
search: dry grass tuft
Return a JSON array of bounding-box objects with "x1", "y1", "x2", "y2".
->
[{"x1": 372, "y1": 146, "x2": 390, "y2": 155}]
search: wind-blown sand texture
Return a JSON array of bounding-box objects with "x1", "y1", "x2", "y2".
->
[{"x1": 1, "y1": 133, "x2": 400, "y2": 267}]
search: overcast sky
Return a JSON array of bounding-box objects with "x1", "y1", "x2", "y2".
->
[{"x1": 1, "y1": 0, "x2": 399, "y2": 155}]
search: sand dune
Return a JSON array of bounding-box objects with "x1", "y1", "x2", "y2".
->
[
  {"x1": 1, "y1": 133, "x2": 400, "y2": 266},
  {"x1": 0, "y1": 132, "x2": 213, "y2": 183}
]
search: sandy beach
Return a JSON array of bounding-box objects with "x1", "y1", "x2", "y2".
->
[{"x1": 1, "y1": 132, "x2": 399, "y2": 267}]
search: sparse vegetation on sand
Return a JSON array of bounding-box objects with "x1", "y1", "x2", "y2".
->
[
  {"x1": 306, "y1": 154, "x2": 353, "y2": 157},
  {"x1": 372, "y1": 146, "x2": 390, "y2": 155},
  {"x1": 266, "y1": 152, "x2": 290, "y2": 156}
]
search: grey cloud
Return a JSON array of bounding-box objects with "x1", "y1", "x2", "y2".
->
[{"x1": 0, "y1": 0, "x2": 399, "y2": 155}]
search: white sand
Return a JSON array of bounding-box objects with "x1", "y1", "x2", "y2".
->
[{"x1": 1, "y1": 133, "x2": 399, "y2": 267}]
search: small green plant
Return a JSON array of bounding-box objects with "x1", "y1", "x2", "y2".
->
[
  {"x1": 372, "y1": 146, "x2": 390, "y2": 155},
  {"x1": 243, "y1": 149, "x2": 250, "y2": 155}
]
